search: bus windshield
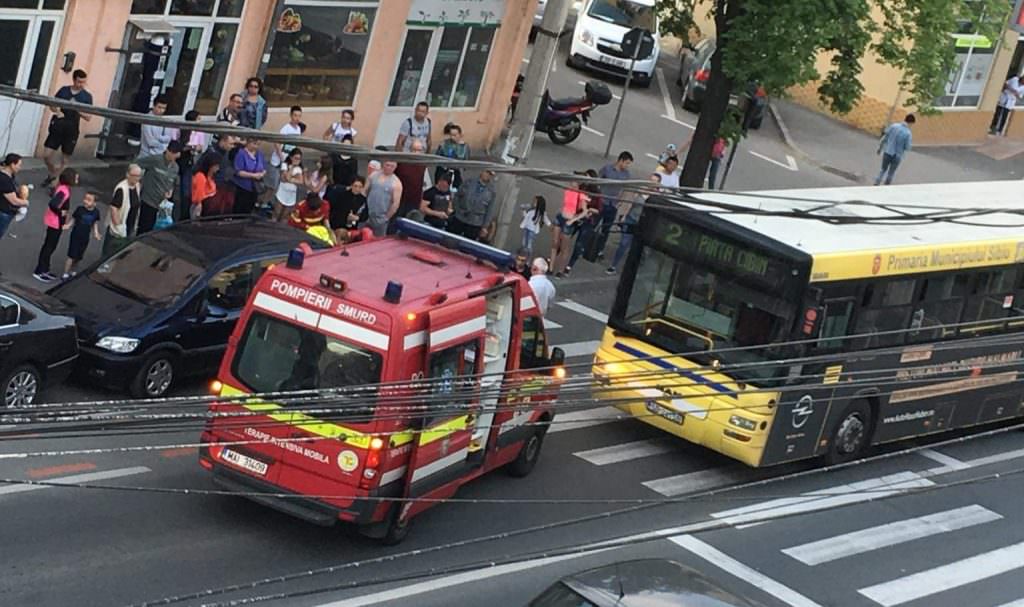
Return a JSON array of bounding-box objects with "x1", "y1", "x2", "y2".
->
[
  {"x1": 617, "y1": 245, "x2": 797, "y2": 383},
  {"x1": 232, "y1": 312, "x2": 383, "y2": 414}
]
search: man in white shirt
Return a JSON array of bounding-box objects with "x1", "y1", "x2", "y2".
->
[
  {"x1": 656, "y1": 155, "x2": 681, "y2": 189},
  {"x1": 396, "y1": 102, "x2": 432, "y2": 152},
  {"x1": 528, "y1": 257, "x2": 556, "y2": 316},
  {"x1": 990, "y1": 75, "x2": 1024, "y2": 135}
]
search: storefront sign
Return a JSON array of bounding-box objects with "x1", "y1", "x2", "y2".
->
[{"x1": 408, "y1": 0, "x2": 505, "y2": 26}]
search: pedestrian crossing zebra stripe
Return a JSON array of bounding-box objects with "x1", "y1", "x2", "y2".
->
[
  {"x1": 573, "y1": 438, "x2": 677, "y2": 466},
  {"x1": 781, "y1": 505, "x2": 1002, "y2": 566},
  {"x1": 858, "y1": 540, "x2": 1024, "y2": 606}
]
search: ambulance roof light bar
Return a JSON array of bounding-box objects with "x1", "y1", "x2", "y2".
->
[{"x1": 394, "y1": 218, "x2": 515, "y2": 271}]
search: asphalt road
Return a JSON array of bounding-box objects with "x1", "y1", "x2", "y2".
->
[{"x1": 1, "y1": 34, "x2": 1022, "y2": 607}]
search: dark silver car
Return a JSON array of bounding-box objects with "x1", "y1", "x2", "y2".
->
[{"x1": 529, "y1": 559, "x2": 765, "y2": 607}]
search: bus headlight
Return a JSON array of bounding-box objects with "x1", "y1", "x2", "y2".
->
[{"x1": 728, "y1": 415, "x2": 757, "y2": 431}]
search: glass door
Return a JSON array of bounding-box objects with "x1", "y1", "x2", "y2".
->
[
  {"x1": 163, "y1": 25, "x2": 204, "y2": 115},
  {"x1": 375, "y1": 27, "x2": 438, "y2": 148},
  {"x1": 0, "y1": 15, "x2": 61, "y2": 155},
  {"x1": 163, "y1": 22, "x2": 239, "y2": 116}
]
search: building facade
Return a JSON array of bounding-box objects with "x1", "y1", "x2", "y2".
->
[
  {"x1": 789, "y1": 7, "x2": 1024, "y2": 145},
  {"x1": 0, "y1": 0, "x2": 534, "y2": 159}
]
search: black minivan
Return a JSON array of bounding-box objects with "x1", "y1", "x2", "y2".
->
[{"x1": 50, "y1": 217, "x2": 325, "y2": 398}]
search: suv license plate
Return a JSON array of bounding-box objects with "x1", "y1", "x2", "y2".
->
[
  {"x1": 599, "y1": 55, "x2": 627, "y2": 68},
  {"x1": 645, "y1": 400, "x2": 684, "y2": 425},
  {"x1": 220, "y1": 448, "x2": 269, "y2": 476}
]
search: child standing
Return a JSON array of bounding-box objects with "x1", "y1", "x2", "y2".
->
[
  {"x1": 274, "y1": 148, "x2": 305, "y2": 222},
  {"x1": 519, "y1": 195, "x2": 551, "y2": 252},
  {"x1": 33, "y1": 168, "x2": 76, "y2": 282},
  {"x1": 62, "y1": 190, "x2": 102, "y2": 279}
]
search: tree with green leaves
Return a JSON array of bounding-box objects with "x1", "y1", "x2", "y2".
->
[{"x1": 656, "y1": 0, "x2": 1009, "y2": 188}]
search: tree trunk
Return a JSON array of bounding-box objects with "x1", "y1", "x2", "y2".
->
[{"x1": 680, "y1": 0, "x2": 738, "y2": 188}]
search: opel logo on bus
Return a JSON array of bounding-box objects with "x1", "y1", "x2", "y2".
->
[
  {"x1": 792, "y1": 395, "x2": 815, "y2": 429},
  {"x1": 872, "y1": 254, "x2": 882, "y2": 275}
]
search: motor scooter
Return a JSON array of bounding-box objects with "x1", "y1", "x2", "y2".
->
[{"x1": 535, "y1": 80, "x2": 613, "y2": 145}]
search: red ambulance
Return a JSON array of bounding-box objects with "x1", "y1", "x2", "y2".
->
[{"x1": 199, "y1": 219, "x2": 565, "y2": 543}]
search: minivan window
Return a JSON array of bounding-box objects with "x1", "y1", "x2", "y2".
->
[
  {"x1": 587, "y1": 0, "x2": 656, "y2": 31},
  {"x1": 89, "y1": 241, "x2": 204, "y2": 306}
]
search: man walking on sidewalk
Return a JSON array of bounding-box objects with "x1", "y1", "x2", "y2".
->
[
  {"x1": 875, "y1": 114, "x2": 914, "y2": 186},
  {"x1": 990, "y1": 74, "x2": 1024, "y2": 136},
  {"x1": 42, "y1": 69, "x2": 92, "y2": 188}
]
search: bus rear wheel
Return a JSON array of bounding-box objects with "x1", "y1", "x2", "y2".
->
[{"x1": 825, "y1": 401, "x2": 872, "y2": 465}]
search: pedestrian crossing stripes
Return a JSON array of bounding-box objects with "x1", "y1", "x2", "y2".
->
[
  {"x1": 555, "y1": 340, "x2": 601, "y2": 359},
  {"x1": 642, "y1": 466, "x2": 755, "y2": 497},
  {"x1": 781, "y1": 505, "x2": 1003, "y2": 566},
  {"x1": 0, "y1": 466, "x2": 151, "y2": 496},
  {"x1": 555, "y1": 300, "x2": 608, "y2": 323},
  {"x1": 548, "y1": 406, "x2": 622, "y2": 433},
  {"x1": 996, "y1": 599, "x2": 1024, "y2": 607},
  {"x1": 710, "y1": 471, "x2": 935, "y2": 527},
  {"x1": 573, "y1": 438, "x2": 677, "y2": 466},
  {"x1": 858, "y1": 539, "x2": 1024, "y2": 606}
]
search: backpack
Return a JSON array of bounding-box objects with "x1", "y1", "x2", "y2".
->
[{"x1": 405, "y1": 116, "x2": 431, "y2": 142}]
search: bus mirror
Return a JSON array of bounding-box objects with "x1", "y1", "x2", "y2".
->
[
  {"x1": 550, "y1": 347, "x2": 566, "y2": 367},
  {"x1": 801, "y1": 306, "x2": 824, "y2": 337}
]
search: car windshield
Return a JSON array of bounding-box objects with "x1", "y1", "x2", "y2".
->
[
  {"x1": 529, "y1": 582, "x2": 598, "y2": 607},
  {"x1": 232, "y1": 312, "x2": 383, "y2": 414},
  {"x1": 88, "y1": 241, "x2": 204, "y2": 306},
  {"x1": 587, "y1": 0, "x2": 656, "y2": 30},
  {"x1": 618, "y1": 245, "x2": 796, "y2": 384}
]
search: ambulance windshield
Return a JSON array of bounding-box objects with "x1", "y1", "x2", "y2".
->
[{"x1": 233, "y1": 312, "x2": 383, "y2": 403}]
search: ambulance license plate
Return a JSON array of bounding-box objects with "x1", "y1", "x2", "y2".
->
[
  {"x1": 220, "y1": 448, "x2": 268, "y2": 476},
  {"x1": 645, "y1": 400, "x2": 684, "y2": 425}
]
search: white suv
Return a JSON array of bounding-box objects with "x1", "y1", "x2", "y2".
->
[{"x1": 567, "y1": 0, "x2": 659, "y2": 87}]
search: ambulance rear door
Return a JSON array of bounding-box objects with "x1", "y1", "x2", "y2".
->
[{"x1": 405, "y1": 298, "x2": 486, "y2": 499}]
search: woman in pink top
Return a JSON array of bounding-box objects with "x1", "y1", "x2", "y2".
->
[
  {"x1": 550, "y1": 172, "x2": 591, "y2": 277},
  {"x1": 33, "y1": 168, "x2": 77, "y2": 282}
]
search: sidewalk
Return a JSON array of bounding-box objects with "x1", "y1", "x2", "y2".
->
[{"x1": 770, "y1": 98, "x2": 1024, "y2": 185}]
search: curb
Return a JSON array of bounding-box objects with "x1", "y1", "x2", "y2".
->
[{"x1": 768, "y1": 101, "x2": 864, "y2": 184}]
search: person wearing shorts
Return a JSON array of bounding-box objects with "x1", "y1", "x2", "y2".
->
[{"x1": 43, "y1": 70, "x2": 93, "y2": 188}]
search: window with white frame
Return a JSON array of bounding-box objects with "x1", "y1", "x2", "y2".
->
[
  {"x1": 131, "y1": 0, "x2": 244, "y2": 17},
  {"x1": 389, "y1": 25, "x2": 495, "y2": 109},
  {"x1": 263, "y1": 1, "x2": 378, "y2": 108}
]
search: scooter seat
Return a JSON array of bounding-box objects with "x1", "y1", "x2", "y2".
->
[{"x1": 550, "y1": 96, "x2": 587, "y2": 110}]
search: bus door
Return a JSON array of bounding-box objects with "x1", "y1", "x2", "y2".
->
[{"x1": 405, "y1": 299, "x2": 486, "y2": 499}]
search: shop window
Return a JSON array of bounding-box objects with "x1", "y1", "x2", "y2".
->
[
  {"x1": 263, "y1": 1, "x2": 377, "y2": 108},
  {"x1": 170, "y1": 0, "x2": 215, "y2": 16},
  {"x1": 41, "y1": 0, "x2": 64, "y2": 7},
  {"x1": 935, "y1": 32, "x2": 996, "y2": 108},
  {"x1": 0, "y1": 0, "x2": 42, "y2": 7},
  {"x1": 426, "y1": 26, "x2": 495, "y2": 108},
  {"x1": 390, "y1": 29, "x2": 433, "y2": 107},
  {"x1": 131, "y1": 0, "x2": 241, "y2": 16}
]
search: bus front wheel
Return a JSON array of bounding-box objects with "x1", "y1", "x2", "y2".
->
[{"x1": 825, "y1": 401, "x2": 872, "y2": 465}]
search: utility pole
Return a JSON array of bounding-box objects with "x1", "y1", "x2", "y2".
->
[{"x1": 494, "y1": 0, "x2": 573, "y2": 250}]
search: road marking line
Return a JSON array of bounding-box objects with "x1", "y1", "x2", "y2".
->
[
  {"x1": 656, "y1": 67, "x2": 676, "y2": 121},
  {"x1": 316, "y1": 552, "x2": 606, "y2": 607},
  {"x1": 643, "y1": 467, "x2": 755, "y2": 497},
  {"x1": 962, "y1": 446, "x2": 1024, "y2": 469},
  {"x1": 161, "y1": 447, "x2": 196, "y2": 459},
  {"x1": 26, "y1": 462, "x2": 97, "y2": 479},
  {"x1": 918, "y1": 448, "x2": 970, "y2": 471},
  {"x1": 670, "y1": 535, "x2": 824, "y2": 607},
  {"x1": 858, "y1": 540, "x2": 1024, "y2": 607},
  {"x1": 548, "y1": 406, "x2": 623, "y2": 433},
  {"x1": 578, "y1": 81, "x2": 620, "y2": 100},
  {"x1": 711, "y1": 471, "x2": 934, "y2": 526},
  {"x1": 0, "y1": 466, "x2": 151, "y2": 496},
  {"x1": 556, "y1": 299, "x2": 608, "y2": 323},
  {"x1": 574, "y1": 438, "x2": 677, "y2": 466},
  {"x1": 995, "y1": 600, "x2": 1024, "y2": 607},
  {"x1": 661, "y1": 114, "x2": 695, "y2": 130},
  {"x1": 543, "y1": 318, "x2": 563, "y2": 329},
  {"x1": 781, "y1": 505, "x2": 1002, "y2": 566},
  {"x1": 749, "y1": 150, "x2": 798, "y2": 171},
  {"x1": 556, "y1": 340, "x2": 601, "y2": 359},
  {"x1": 582, "y1": 125, "x2": 605, "y2": 137}
]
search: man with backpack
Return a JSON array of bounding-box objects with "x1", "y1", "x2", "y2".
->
[{"x1": 396, "y1": 102, "x2": 432, "y2": 152}]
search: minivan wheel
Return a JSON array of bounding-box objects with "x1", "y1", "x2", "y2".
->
[
  {"x1": 506, "y1": 428, "x2": 547, "y2": 477},
  {"x1": 381, "y1": 506, "x2": 412, "y2": 546},
  {"x1": 3, "y1": 364, "x2": 40, "y2": 408},
  {"x1": 131, "y1": 351, "x2": 177, "y2": 399}
]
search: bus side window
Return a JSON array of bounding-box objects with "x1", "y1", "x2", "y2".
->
[
  {"x1": 962, "y1": 268, "x2": 1016, "y2": 331},
  {"x1": 908, "y1": 274, "x2": 967, "y2": 342},
  {"x1": 520, "y1": 315, "x2": 547, "y2": 369},
  {"x1": 815, "y1": 299, "x2": 854, "y2": 350}
]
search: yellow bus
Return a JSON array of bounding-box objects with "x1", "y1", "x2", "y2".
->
[{"x1": 594, "y1": 181, "x2": 1024, "y2": 467}]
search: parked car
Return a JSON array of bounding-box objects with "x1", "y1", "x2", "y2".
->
[
  {"x1": 0, "y1": 281, "x2": 77, "y2": 408},
  {"x1": 568, "y1": 0, "x2": 660, "y2": 88},
  {"x1": 678, "y1": 39, "x2": 767, "y2": 129},
  {"x1": 49, "y1": 217, "x2": 326, "y2": 398},
  {"x1": 529, "y1": 559, "x2": 765, "y2": 606}
]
